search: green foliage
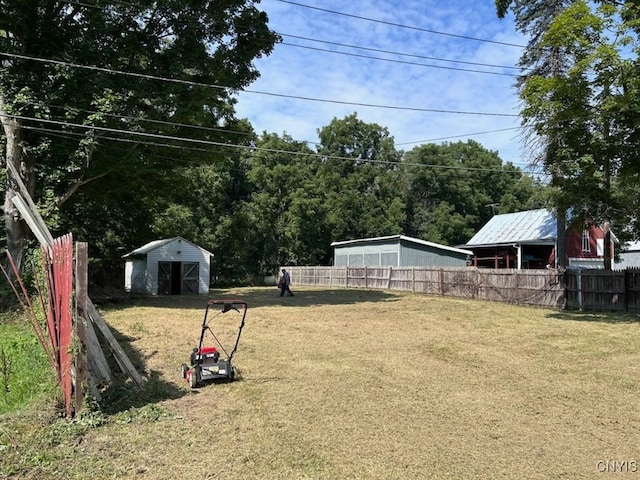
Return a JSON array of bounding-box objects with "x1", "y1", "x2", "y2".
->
[
  {"x1": 1, "y1": 0, "x2": 279, "y2": 277},
  {"x1": 316, "y1": 113, "x2": 405, "y2": 244},
  {"x1": 0, "y1": 319, "x2": 57, "y2": 414},
  {"x1": 402, "y1": 140, "x2": 538, "y2": 245},
  {"x1": 496, "y1": 0, "x2": 640, "y2": 245}
]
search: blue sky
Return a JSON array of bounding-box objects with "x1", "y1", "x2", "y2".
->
[{"x1": 234, "y1": 0, "x2": 533, "y2": 170}]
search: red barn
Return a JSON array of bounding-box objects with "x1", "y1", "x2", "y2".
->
[{"x1": 460, "y1": 209, "x2": 616, "y2": 269}]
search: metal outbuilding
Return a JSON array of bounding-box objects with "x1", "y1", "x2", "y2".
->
[
  {"x1": 331, "y1": 235, "x2": 473, "y2": 268},
  {"x1": 616, "y1": 241, "x2": 640, "y2": 269},
  {"x1": 123, "y1": 236, "x2": 213, "y2": 295}
]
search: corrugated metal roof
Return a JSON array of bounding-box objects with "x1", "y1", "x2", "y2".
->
[
  {"x1": 122, "y1": 236, "x2": 214, "y2": 258},
  {"x1": 331, "y1": 234, "x2": 473, "y2": 256},
  {"x1": 465, "y1": 209, "x2": 557, "y2": 247}
]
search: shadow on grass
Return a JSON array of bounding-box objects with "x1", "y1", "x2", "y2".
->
[
  {"x1": 94, "y1": 286, "x2": 400, "y2": 313},
  {"x1": 546, "y1": 309, "x2": 640, "y2": 324},
  {"x1": 95, "y1": 326, "x2": 188, "y2": 414},
  {"x1": 89, "y1": 287, "x2": 399, "y2": 412}
]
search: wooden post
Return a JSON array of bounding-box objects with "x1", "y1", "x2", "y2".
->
[
  {"x1": 412, "y1": 267, "x2": 415, "y2": 293},
  {"x1": 74, "y1": 242, "x2": 88, "y2": 414}
]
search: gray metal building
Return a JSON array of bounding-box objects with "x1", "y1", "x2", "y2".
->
[
  {"x1": 615, "y1": 241, "x2": 640, "y2": 269},
  {"x1": 331, "y1": 235, "x2": 473, "y2": 268}
]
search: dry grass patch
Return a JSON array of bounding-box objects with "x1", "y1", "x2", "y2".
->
[{"x1": 3, "y1": 287, "x2": 640, "y2": 479}]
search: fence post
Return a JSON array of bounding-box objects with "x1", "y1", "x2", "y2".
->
[
  {"x1": 624, "y1": 269, "x2": 629, "y2": 311},
  {"x1": 577, "y1": 270, "x2": 582, "y2": 310},
  {"x1": 387, "y1": 267, "x2": 392, "y2": 289},
  {"x1": 412, "y1": 267, "x2": 415, "y2": 293},
  {"x1": 75, "y1": 242, "x2": 89, "y2": 416}
]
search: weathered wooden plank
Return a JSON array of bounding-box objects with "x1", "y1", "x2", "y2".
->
[
  {"x1": 87, "y1": 300, "x2": 145, "y2": 387},
  {"x1": 74, "y1": 242, "x2": 88, "y2": 413}
]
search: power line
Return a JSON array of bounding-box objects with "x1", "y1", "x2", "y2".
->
[
  {"x1": 396, "y1": 127, "x2": 522, "y2": 146},
  {"x1": 64, "y1": 0, "x2": 523, "y2": 72},
  {"x1": 281, "y1": 42, "x2": 518, "y2": 77},
  {"x1": 0, "y1": 52, "x2": 519, "y2": 117},
  {"x1": 33, "y1": 101, "x2": 526, "y2": 155},
  {"x1": 276, "y1": 0, "x2": 527, "y2": 48},
  {"x1": 278, "y1": 32, "x2": 522, "y2": 71},
  {"x1": 11, "y1": 113, "x2": 538, "y2": 176}
]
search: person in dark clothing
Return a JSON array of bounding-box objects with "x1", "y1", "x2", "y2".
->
[{"x1": 279, "y1": 268, "x2": 294, "y2": 297}]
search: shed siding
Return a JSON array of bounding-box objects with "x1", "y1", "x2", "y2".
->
[
  {"x1": 124, "y1": 237, "x2": 212, "y2": 295},
  {"x1": 399, "y1": 241, "x2": 469, "y2": 267},
  {"x1": 335, "y1": 240, "x2": 400, "y2": 268},
  {"x1": 124, "y1": 259, "x2": 148, "y2": 294},
  {"x1": 616, "y1": 252, "x2": 640, "y2": 269},
  {"x1": 146, "y1": 238, "x2": 210, "y2": 294},
  {"x1": 615, "y1": 242, "x2": 640, "y2": 269},
  {"x1": 333, "y1": 237, "x2": 469, "y2": 268}
]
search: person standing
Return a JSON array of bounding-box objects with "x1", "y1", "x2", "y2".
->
[{"x1": 279, "y1": 268, "x2": 294, "y2": 297}]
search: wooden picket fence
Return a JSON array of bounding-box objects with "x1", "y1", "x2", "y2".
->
[{"x1": 284, "y1": 265, "x2": 640, "y2": 312}]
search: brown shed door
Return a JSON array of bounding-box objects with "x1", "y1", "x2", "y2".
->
[
  {"x1": 158, "y1": 261, "x2": 199, "y2": 294},
  {"x1": 158, "y1": 262, "x2": 172, "y2": 295},
  {"x1": 182, "y1": 262, "x2": 199, "y2": 294}
]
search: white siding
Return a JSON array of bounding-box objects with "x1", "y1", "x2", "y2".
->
[
  {"x1": 124, "y1": 259, "x2": 148, "y2": 293},
  {"x1": 146, "y1": 238, "x2": 211, "y2": 294},
  {"x1": 123, "y1": 237, "x2": 212, "y2": 295}
]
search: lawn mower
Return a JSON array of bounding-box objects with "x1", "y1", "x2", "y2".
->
[{"x1": 181, "y1": 299, "x2": 247, "y2": 388}]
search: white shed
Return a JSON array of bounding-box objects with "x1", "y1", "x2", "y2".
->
[{"x1": 122, "y1": 236, "x2": 213, "y2": 295}]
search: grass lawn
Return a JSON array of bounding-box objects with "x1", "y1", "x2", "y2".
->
[{"x1": 2, "y1": 286, "x2": 640, "y2": 479}]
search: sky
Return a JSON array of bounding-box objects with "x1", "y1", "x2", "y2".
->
[{"x1": 233, "y1": 0, "x2": 533, "y2": 171}]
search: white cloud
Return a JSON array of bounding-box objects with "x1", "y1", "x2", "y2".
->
[{"x1": 235, "y1": 0, "x2": 534, "y2": 169}]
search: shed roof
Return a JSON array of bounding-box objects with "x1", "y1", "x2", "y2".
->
[
  {"x1": 122, "y1": 236, "x2": 214, "y2": 258},
  {"x1": 464, "y1": 209, "x2": 557, "y2": 247},
  {"x1": 331, "y1": 234, "x2": 473, "y2": 256},
  {"x1": 622, "y1": 241, "x2": 640, "y2": 252}
]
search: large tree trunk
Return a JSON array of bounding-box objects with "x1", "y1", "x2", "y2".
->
[
  {"x1": 603, "y1": 219, "x2": 612, "y2": 271},
  {"x1": 1, "y1": 96, "x2": 29, "y2": 274},
  {"x1": 556, "y1": 206, "x2": 566, "y2": 270}
]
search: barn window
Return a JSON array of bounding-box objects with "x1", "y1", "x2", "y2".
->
[{"x1": 581, "y1": 230, "x2": 591, "y2": 253}]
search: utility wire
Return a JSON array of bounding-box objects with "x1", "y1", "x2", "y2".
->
[
  {"x1": 279, "y1": 32, "x2": 522, "y2": 71},
  {"x1": 29, "y1": 101, "x2": 527, "y2": 153},
  {"x1": 396, "y1": 127, "x2": 522, "y2": 146},
  {"x1": 281, "y1": 42, "x2": 518, "y2": 77},
  {"x1": 0, "y1": 52, "x2": 519, "y2": 117},
  {"x1": 12, "y1": 113, "x2": 538, "y2": 175},
  {"x1": 276, "y1": 0, "x2": 527, "y2": 48},
  {"x1": 63, "y1": 0, "x2": 524, "y2": 72}
]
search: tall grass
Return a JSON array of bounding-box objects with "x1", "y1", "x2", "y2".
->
[{"x1": 0, "y1": 316, "x2": 57, "y2": 415}]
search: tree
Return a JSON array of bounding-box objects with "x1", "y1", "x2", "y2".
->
[
  {"x1": 0, "y1": 1, "x2": 278, "y2": 273},
  {"x1": 402, "y1": 140, "x2": 540, "y2": 246},
  {"x1": 497, "y1": 0, "x2": 576, "y2": 267},
  {"x1": 316, "y1": 113, "x2": 405, "y2": 243},
  {"x1": 244, "y1": 132, "x2": 319, "y2": 274},
  {"x1": 497, "y1": 0, "x2": 640, "y2": 267}
]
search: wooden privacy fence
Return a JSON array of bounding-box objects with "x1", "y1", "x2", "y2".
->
[
  {"x1": 286, "y1": 266, "x2": 566, "y2": 309},
  {"x1": 565, "y1": 268, "x2": 640, "y2": 312},
  {"x1": 287, "y1": 265, "x2": 640, "y2": 311}
]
